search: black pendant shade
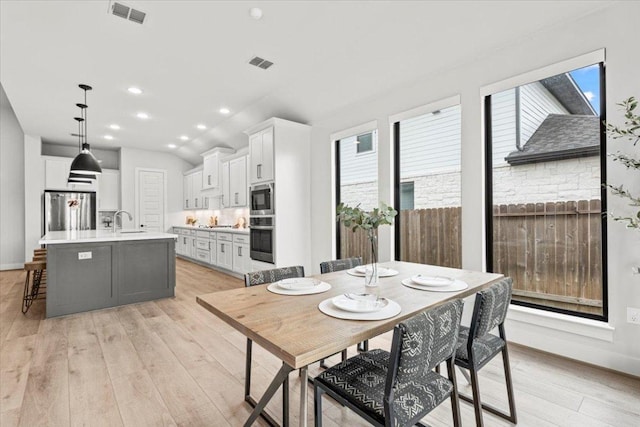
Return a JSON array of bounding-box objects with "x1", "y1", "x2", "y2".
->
[{"x1": 69, "y1": 84, "x2": 102, "y2": 177}]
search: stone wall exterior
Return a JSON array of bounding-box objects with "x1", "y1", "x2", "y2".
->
[{"x1": 340, "y1": 156, "x2": 601, "y2": 208}]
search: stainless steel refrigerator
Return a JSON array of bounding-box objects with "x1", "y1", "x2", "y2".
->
[{"x1": 44, "y1": 190, "x2": 97, "y2": 233}]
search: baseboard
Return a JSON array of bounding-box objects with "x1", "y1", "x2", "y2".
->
[{"x1": 1, "y1": 263, "x2": 23, "y2": 271}]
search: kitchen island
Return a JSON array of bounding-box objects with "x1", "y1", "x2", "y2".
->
[{"x1": 39, "y1": 230, "x2": 177, "y2": 318}]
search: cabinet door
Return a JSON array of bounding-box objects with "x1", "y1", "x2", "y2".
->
[
  {"x1": 260, "y1": 127, "x2": 274, "y2": 182},
  {"x1": 209, "y1": 239, "x2": 217, "y2": 265},
  {"x1": 229, "y1": 156, "x2": 247, "y2": 207},
  {"x1": 183, "y1": 175, "x2": 191, "y2": 209},
  {"x1": 221, "y1": 161, "x2": 230, "y2": 208},
  {"x1": 249, "y1": 133, "x2": 262, "y2": 184},
  {"x1": 232, "y1": 243, "x2": 250, "y2": 274},
  {"x1": 98, "y1": 170, "x2": 119, "y2": 210},
  {"x1": 202, "y1": 154, "x2": 219, "y2": 190},
  {"x1": 192, "y1": 171, "x2": 203, "y2": 209},
  {"x1": 217, "y1": 240, "x2": 233, "y2": 270}
]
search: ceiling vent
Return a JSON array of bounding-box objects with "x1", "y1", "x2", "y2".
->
[
  {"x1": 249, "y1": 56, "x2": 274, "y2": 70},
  {"x1": 109, "y1": 2, "x2": 146, "y2": 24}
]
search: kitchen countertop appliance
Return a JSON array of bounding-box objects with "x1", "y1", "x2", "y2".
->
[{"x1": 44, "y1": 190, "x2": 96, "y2": 234}]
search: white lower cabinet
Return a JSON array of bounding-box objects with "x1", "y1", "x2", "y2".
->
[
  {"x1": 216, "y1": 233, "x2": 234, "y2": 271},
  {"x1": 209, "y1": 234, "x2": 217, "y2": 265},
  {"x1": 232, "y1": 234, "x2": 250, "y2": 274}
]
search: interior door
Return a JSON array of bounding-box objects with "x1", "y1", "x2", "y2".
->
[{"x1": 137, "y1": 169, "x2": 166, "y2": 232}]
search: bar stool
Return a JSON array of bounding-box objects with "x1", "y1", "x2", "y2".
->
[{"x1": 23, "y1": 248, "x2": 47, "y2": 314}]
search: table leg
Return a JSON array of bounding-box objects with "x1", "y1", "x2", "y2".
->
[
  {"x1": 299, "y1": 366, "x2": 308, "y2": 427},
  {"x1": 244, "y1": 363, "x2": 293, "y2": 427}
]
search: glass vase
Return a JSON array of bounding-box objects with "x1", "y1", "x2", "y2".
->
[{"x1": 365, "y1": 233, "x2": 379, "y2": 294}]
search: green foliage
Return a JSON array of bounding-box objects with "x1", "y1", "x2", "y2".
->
[
  {"x1": 606, "y1": 96, "x2": 640, "y2": 230},
  {"x1": 336, "y1": 202, "x2": 398, "y2": 236}
]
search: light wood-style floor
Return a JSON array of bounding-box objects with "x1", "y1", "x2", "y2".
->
[{"x1": 1, "y1": 259, "x2": 639, "y2": 427}]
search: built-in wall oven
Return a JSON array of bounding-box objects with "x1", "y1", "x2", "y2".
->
[
  {"x1": 250, "y1": 182, "x2": 274, "y2": 216},
  {"x1": 250, "y1": 216, "x2": 274, "y2": 264}
]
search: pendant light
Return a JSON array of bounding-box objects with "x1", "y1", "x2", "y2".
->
[
  {"x1": 69, "y1": 84, "x2": 102, "y2": 175},
  {"x1": 67, "y1": 117, "x2": 96, "y2": 185}
]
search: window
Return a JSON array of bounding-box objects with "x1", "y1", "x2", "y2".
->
[
  {"x1": 485, "y1": 61, "x2": 607, "y2": 320},
  {"x1": 394, "y1": 104, "x2": 462, "y2": 268},
  {"x1": 336, "y1": 129, "x2": 378, "y2": 262},
  {"x1": 400, "y1": 182, "x2": 414, "y2": 210},
  {"x1": 356, "y1": 132, "x2": 374, "y2": 154}
]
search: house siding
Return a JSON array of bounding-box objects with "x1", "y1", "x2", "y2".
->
[
  {"x1": 491, "y1": 89, "x2": 517, "y2": 166},
  {"x1": 519, "y1": 81, "x2": 568, "y2": 143}
]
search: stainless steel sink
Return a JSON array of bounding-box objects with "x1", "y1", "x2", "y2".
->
[{"x1": 119, "y1": 229, "x2": 146, "y2": 234}]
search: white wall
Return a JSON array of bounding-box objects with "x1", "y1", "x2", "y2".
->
[
  {"x1": 0, "y1": 84, "x2": 25, "y2": 269},
  {"x1": 119, "y1": 147, "x2": 193, "y2": 231},
  {"x1": 309, "y1": 2, "x2": 640, "y2": 375}
]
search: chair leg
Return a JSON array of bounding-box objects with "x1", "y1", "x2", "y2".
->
[
  {"x1": 502, "y1": 346, "x2": 518, "y2": 424},
  {"x1": 244, "y1": 338, "x2": 252, "y2": 399},
  {"x1": 341, "y1": 349, "x2": 347, "y2": 362},
  {"x1": 357, "y1": 340, "x2": 369, "y2": 352},
  {"x1": 446, "y1": 358, "x2": 462, "y2": 427},
  {"x1": 283, "y1": 374, "x2": 289, "y2": 426},
  {"x1": 314, "y1": 383, "x2": 324, "y2": 427},
  {"x1": 469, "y1": 365, "x2": 484, "y2": 427}
]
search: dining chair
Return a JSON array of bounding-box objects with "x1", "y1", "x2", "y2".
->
[
  {"x1": 314, "y1": 299, "x2": 464, "y2": 427},
  {"x1": 244, "y1": 265, "x2": 305, "y2": 426},
  {"x1": 454, "y1": 277, "x2": 517, "y2": 426},
  {"x1": 319, "y1": 257, "x2": 363, "y2": 367}
]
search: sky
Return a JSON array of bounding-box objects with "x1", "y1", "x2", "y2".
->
[{"x1": 569, "y1": 64, "x2": 600, "y2": 115}]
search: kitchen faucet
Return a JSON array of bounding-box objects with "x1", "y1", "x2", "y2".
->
[{"x1": 113, "y1": 210, "x2": 133, "y2": 231}]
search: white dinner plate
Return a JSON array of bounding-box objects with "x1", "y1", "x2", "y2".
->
[
  {"x1": 276, "y1": 277, "x2": 321, "y2": 291},
  {"x1": 332, "y1": 294, "x2": 389, "y2": 313},
  {"x1": 318, "y1": 298, "x2": 401, "y2": 321},
  {"x1": 267, "y1": 280, "x2": 331, "y2": 295},
  {"x1": 401, "y1": 278, "x2": 469, "y2": 292},
  {"x1": 410, "y1": 275, "x2": 454, "y2": 287}
]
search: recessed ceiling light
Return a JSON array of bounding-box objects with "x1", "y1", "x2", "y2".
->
[
  {"x1": 128, "y1": 87, "x2": 142, "y2": 95},
  {"x1": 180, "y1": 135, "x2": 189, "y2": 141},
  {"x1": 109, "y1": 124, "x2": 120, "y2": 130},
  {"x1": 137, "y1": 112, "x2": 149, "y2": 119},
  {"x1": 196, "y1": 124, "x2": 207, "y2": 130},
  {"x1": 249, "y1": 7, "x2": 263, "y2": 20},
  {"x1": 104, "y1": 135, "x2": 114, "y2": 140},
  {"x1": 219, "y1": 107, "x2": 230, "y2": 115},
  {"x1": 168, "y1": 144, "x2": 177, "y2": 149}
]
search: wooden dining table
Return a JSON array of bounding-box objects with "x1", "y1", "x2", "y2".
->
[{"x1": 196, "y1": 261, "x2": 503, "y2": 427}]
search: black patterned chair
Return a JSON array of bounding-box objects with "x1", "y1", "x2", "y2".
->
[
  {"x1": 314, "y1": 299, "x2": 464, "y2": 427},
  {"x1": 244, "y1": 265, "x2": 305, "y2": 426},
  {"x1": 455, "y1": 277, "x2": 517, "y2": 426},
  {"x1": 319, "y1": 257, "x2": 363, "y2": 367}
]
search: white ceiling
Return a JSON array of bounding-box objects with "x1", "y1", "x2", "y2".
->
[{"x1": 1, "y1": 1, "x2": 612, "y2": 165}]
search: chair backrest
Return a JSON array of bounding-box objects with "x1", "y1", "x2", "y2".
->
[
  {"x1": 244, "y1": 266, "x2": 305, "y2": 287},
  {"x1": 384, "y1": 299, "x2": 464, "y2": 425},
  {"x1": 469, "y1": 277, "x2": 513, "y2": 339},
  {"x1": 319, "y1": 257, "x2": 362, "y2": 274}
]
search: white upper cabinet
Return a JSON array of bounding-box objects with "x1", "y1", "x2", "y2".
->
[
  {"x1": 201, "y1": 147, "x2": 235, "y2": 190},
  {"x1": 98, "y1": 169, "x2": 119, "y2": 210},
  {"x1": 249, "y1": 127, "x2": 274, "y2": 184},
  {"x1": 229, "y1": 156, "x2": 247, "y2": 207},
  {"x1": 44, "y1": 157, "x2": 97, "y2": 191},
  {"x1": 183, "y1": 172, "x2": 193, "y2": 209},
  {"x1": 221, "y1": 161, "x2": 230, "y2": 208},
  {"x1": 192, "y1": 170, "x2": 203, "y2": 209}
]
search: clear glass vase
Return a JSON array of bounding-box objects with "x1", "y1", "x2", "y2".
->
[{"x1": 365, "y1": 233, "x2": 379, "y2": 294}]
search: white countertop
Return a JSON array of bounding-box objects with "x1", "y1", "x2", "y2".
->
[
  {"x1": 172, "y1": 225, "x2": 250, "y2": 235},
  {"x1": 40, "y1": 229, "x2": 178, "y2": 245}
]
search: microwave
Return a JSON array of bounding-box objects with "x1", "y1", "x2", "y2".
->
[{"x1": 250, "y1": 182, "x2": 274, "y2": 216}]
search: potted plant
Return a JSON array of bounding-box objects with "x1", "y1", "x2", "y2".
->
[
  {"x1": 605, "y1": 96, "x2": 639, "y2": 229},
  {"x1": 336, "y1": 202, "x2": 398, "y2": 289}
]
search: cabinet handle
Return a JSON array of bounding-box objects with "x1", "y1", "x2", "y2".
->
[
  {"x1": 193, "y1": 239, "x2": 195, "y2": 247},
  {"x1": 208, "y1": 175, "x2": 211, "y2": 185},
  {"x1": 238, "y1": 246, "x2": 242, "y2": 257},
  {"x1": 186, "y1": 200, "x2": 189, "y2": 208},
  {"x1": 221, "y1": 243, "x2": 224, "y2": 253},
  {"x1": 195, "y1": 198, "x2": 198, "y2": 208},
  {"x1": 234, "y1": 192, "x2": 238, "y2": 205},
  {"x1": 257, "y1": 164, "x2": 262, "y2": 179},
  {"x1": 183, "y1": 237, "x2": 186, "y2": 244}
]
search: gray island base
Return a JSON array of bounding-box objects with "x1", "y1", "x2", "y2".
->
[{"x1": 40, "y1": 230, "x2": 176, "y2": 318}]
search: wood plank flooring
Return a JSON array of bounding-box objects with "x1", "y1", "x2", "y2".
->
[{"x1": 1, "y1": 258, "x2": 638, "y2": 426}]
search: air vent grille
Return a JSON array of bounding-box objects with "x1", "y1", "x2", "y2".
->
[
  {"x1": 110, "y1": 2, "x2": 146, "y2": 25},
  {"x1": 249, "y1": 56, "x2": 275, "y2": 70}
]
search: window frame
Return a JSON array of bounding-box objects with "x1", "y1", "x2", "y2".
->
[
  {"x1": 483, "y1": 53, "x2": 608, "y2": 322},
  {"x1": 354, "y1": 131, "x2": 376, "y2": 156}
]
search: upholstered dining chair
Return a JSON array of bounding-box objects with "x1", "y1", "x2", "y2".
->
[
  {"x1": 319, "y1": 257, "x2": 363, "y2": 367},
  {"x1": 314, "y1": 299, "x2": 465, "y2": 427},
  {"x1": 454, "y1": 277, "x2": 517, "y2": 426},
  {"x1": 244, "y1": 265, "x2": 305, "y2": 426}
]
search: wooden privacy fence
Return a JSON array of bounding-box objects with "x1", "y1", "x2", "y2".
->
[
  {"x1": 340, "y1": 200, "x2": 603, "y2": 313},
  {"x1": 493, "y1": 199, "x2": 603, "y2": 313}
]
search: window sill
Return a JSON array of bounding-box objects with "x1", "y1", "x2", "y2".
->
[{"x1": 506, "y1": 305, "x2": 614, "y2": 342}]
